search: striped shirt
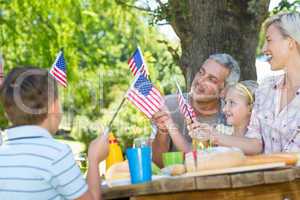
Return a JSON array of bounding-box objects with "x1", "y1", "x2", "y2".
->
[{"x1": 0, "y1": 126, "x2": 88, "y2": 200}]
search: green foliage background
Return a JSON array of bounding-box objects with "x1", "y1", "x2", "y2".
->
[
  {"x1": 2, "y1": 0, "x2": 298, "y2": 153},
  {"x1": 0, "y1": 0, "x2": 184, "y2": 152}
]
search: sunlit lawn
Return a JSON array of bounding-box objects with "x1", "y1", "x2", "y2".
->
[
  {"x1": 57, "y1": 138, "x2": 108, "y2": 175},
  {"x1": 56, "y1": 139, "x2": 85, "y2": 156}
]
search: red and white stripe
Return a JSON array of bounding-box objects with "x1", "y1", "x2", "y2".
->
[
  {"x1": 128, "y1": 59, "x2": 147, "y2": 76},
  {"x1": 127, "y1": 87, "x2": 163, "y2": 118},
  {"x1": 177, "y1": 93, "x2": 196, "y2": 119},
  {"x1": 50, "y1": 66, "x2": 67, "y2": 87}
]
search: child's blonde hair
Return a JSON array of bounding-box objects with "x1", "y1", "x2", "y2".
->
[{"x1": 226, "y1": 80, "x2": 258, "y2": 108}]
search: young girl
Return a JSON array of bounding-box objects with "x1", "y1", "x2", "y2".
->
[
  {"x1": 188, "y1": 80, "x2": 258, "y2": 145},
  {"x1": 217, "y1": 80, "x2": 258, "y2": 137}
]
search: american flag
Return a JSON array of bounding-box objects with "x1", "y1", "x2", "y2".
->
[
  {"x1": 174, "y1": 79, "x2": 196, "y2": 120},
  {"x1": 0, "y1": 53, "x2": 4, "y2": 85},
  {"x1": 128, "y1": 47, "x2": 148, "y2": 77},
  {"x1": 49, "y1": 51, "x2": 67, "y2": 87},
  {"x1": 127, "y1": 74, "x2": 163, "y2": 118},
  {"x1": 177, "y1": 91, "x2": 196, "y2": 120}
]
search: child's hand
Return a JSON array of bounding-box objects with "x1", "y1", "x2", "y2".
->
[
  {"x1": 87, "y1": 132, "x2": 109, "y2": 164},
  {"x1": 187, "y1": 120, "x2": 212, "y2": 141}
]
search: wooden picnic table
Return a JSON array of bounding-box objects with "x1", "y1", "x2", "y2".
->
[{"x1": 102, "y1": 167, "x2": 300, "y2": 200}]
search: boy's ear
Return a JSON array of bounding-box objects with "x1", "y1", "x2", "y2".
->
[{"x1": 48, "y1": 99, "x2": 58, "y2": 114}]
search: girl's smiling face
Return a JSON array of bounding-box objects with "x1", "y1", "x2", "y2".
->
[{"x1": 223, "y1": 88, "x2": 252, "y2": 127}]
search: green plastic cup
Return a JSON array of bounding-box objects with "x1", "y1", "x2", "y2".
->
[{"x1": 162, "y1": 152, "x2": 184, "y2": 167}]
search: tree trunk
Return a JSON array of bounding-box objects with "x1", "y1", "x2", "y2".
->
[{"x1": 166, "y1": 0, "x2": 270, "y2": 87}]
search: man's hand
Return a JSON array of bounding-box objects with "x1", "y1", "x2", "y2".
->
[
  {"x1": 88, "y1": 132, "x2": 109, "y2": 164},
  {"x1": 152, "y1": 106, "x2": 175, "y2": 134}
]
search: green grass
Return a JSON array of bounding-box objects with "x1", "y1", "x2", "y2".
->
[
  {"x1": 57, "y1": 139, "x2": 85, "y2": 156},
  {"x1": 56, "y1": 139, "x2": 88, "y2": 174}
]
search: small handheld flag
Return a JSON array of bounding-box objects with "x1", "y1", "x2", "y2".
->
[
  {"x1": 174, "y1": 78, "x2": 196, "y2": 121},
  {"x1": 128, "y1": 47, "x2": 148, "y2": 77},
  {"x1": 49, "y1": 50, "x2": 67, "y2": 87},
  {"x1": 127, "y1": 74, "x2": 163, "y2": 118},
  {"x1": 174, "y1": 79, "x2": 206, "y2": 150}
]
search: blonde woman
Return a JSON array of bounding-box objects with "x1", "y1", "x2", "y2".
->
[{"x1": 188, "y1": 12, "x2": 300, "y2": 154}]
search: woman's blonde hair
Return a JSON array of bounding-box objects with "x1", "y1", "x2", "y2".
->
[{"x1": 264, "y1": 12, "x2": 300, "y2": 49}]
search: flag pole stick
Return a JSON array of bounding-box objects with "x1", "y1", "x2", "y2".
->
[
  {"x1": 103, "y1": 73, "x2": 141, "y2": 136},
  {"x1": 103, "y1": 97, "x2": 127, "y2": 136}
]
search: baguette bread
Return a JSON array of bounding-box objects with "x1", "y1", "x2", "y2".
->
[
  {"x1": 292, "y1": 152, "x2": 300, "y2": 158},
  {"x1": 196, "y1": 150, "x2": 246, "y2": 171},
  {"x1": 185, "y1": 147, "x2": 246, "y2": 172},
  {"x1": 245, "y1": 153, "x2": 298, "y2": 166}
]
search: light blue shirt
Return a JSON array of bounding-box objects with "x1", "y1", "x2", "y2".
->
[{"x1": 0, "y1": 125, "x2": 87, "y2": 200}]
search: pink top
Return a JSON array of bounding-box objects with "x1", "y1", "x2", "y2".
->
[{"x1": 245, "y1": 74, "x2": 300, "y2": 153}]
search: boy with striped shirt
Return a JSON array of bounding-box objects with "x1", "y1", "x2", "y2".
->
[{"x1": 0, "y1": 67, "x2": 109, "y2": 200}]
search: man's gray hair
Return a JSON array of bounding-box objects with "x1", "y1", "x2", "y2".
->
[{"x1": 208, "y1": 53, "x2": 240, "y2": 85}]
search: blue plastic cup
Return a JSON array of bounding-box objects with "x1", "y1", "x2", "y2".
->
[{"x1": 126, "y1": 147, "x2": 152, "y2": 184}]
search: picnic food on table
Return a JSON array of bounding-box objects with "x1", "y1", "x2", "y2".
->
[
  {"x1": 105, "y1": 148, "x2": 300, "y2": 186},
  {"x1": 161, "y1": 164, "x2": 186, "y2": 176},
  {"x1": 106, "y1": 160, "x2": 162, "y2": 181},
  {"x1": 106, "y1": 160, "x2": 130, "y2": 180},
  {"x1": 244, "y1": 153, "x2": 299, "y2": 166},
  {"x1": 185, "y1": 147, "x2": 246, "y2": 172},
  {"x1": 292, "y1": 153, "x2": 300, "y2": 165},
  {"x1": 196, "y1": 149, "x2": 246, "y2": 171}
]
